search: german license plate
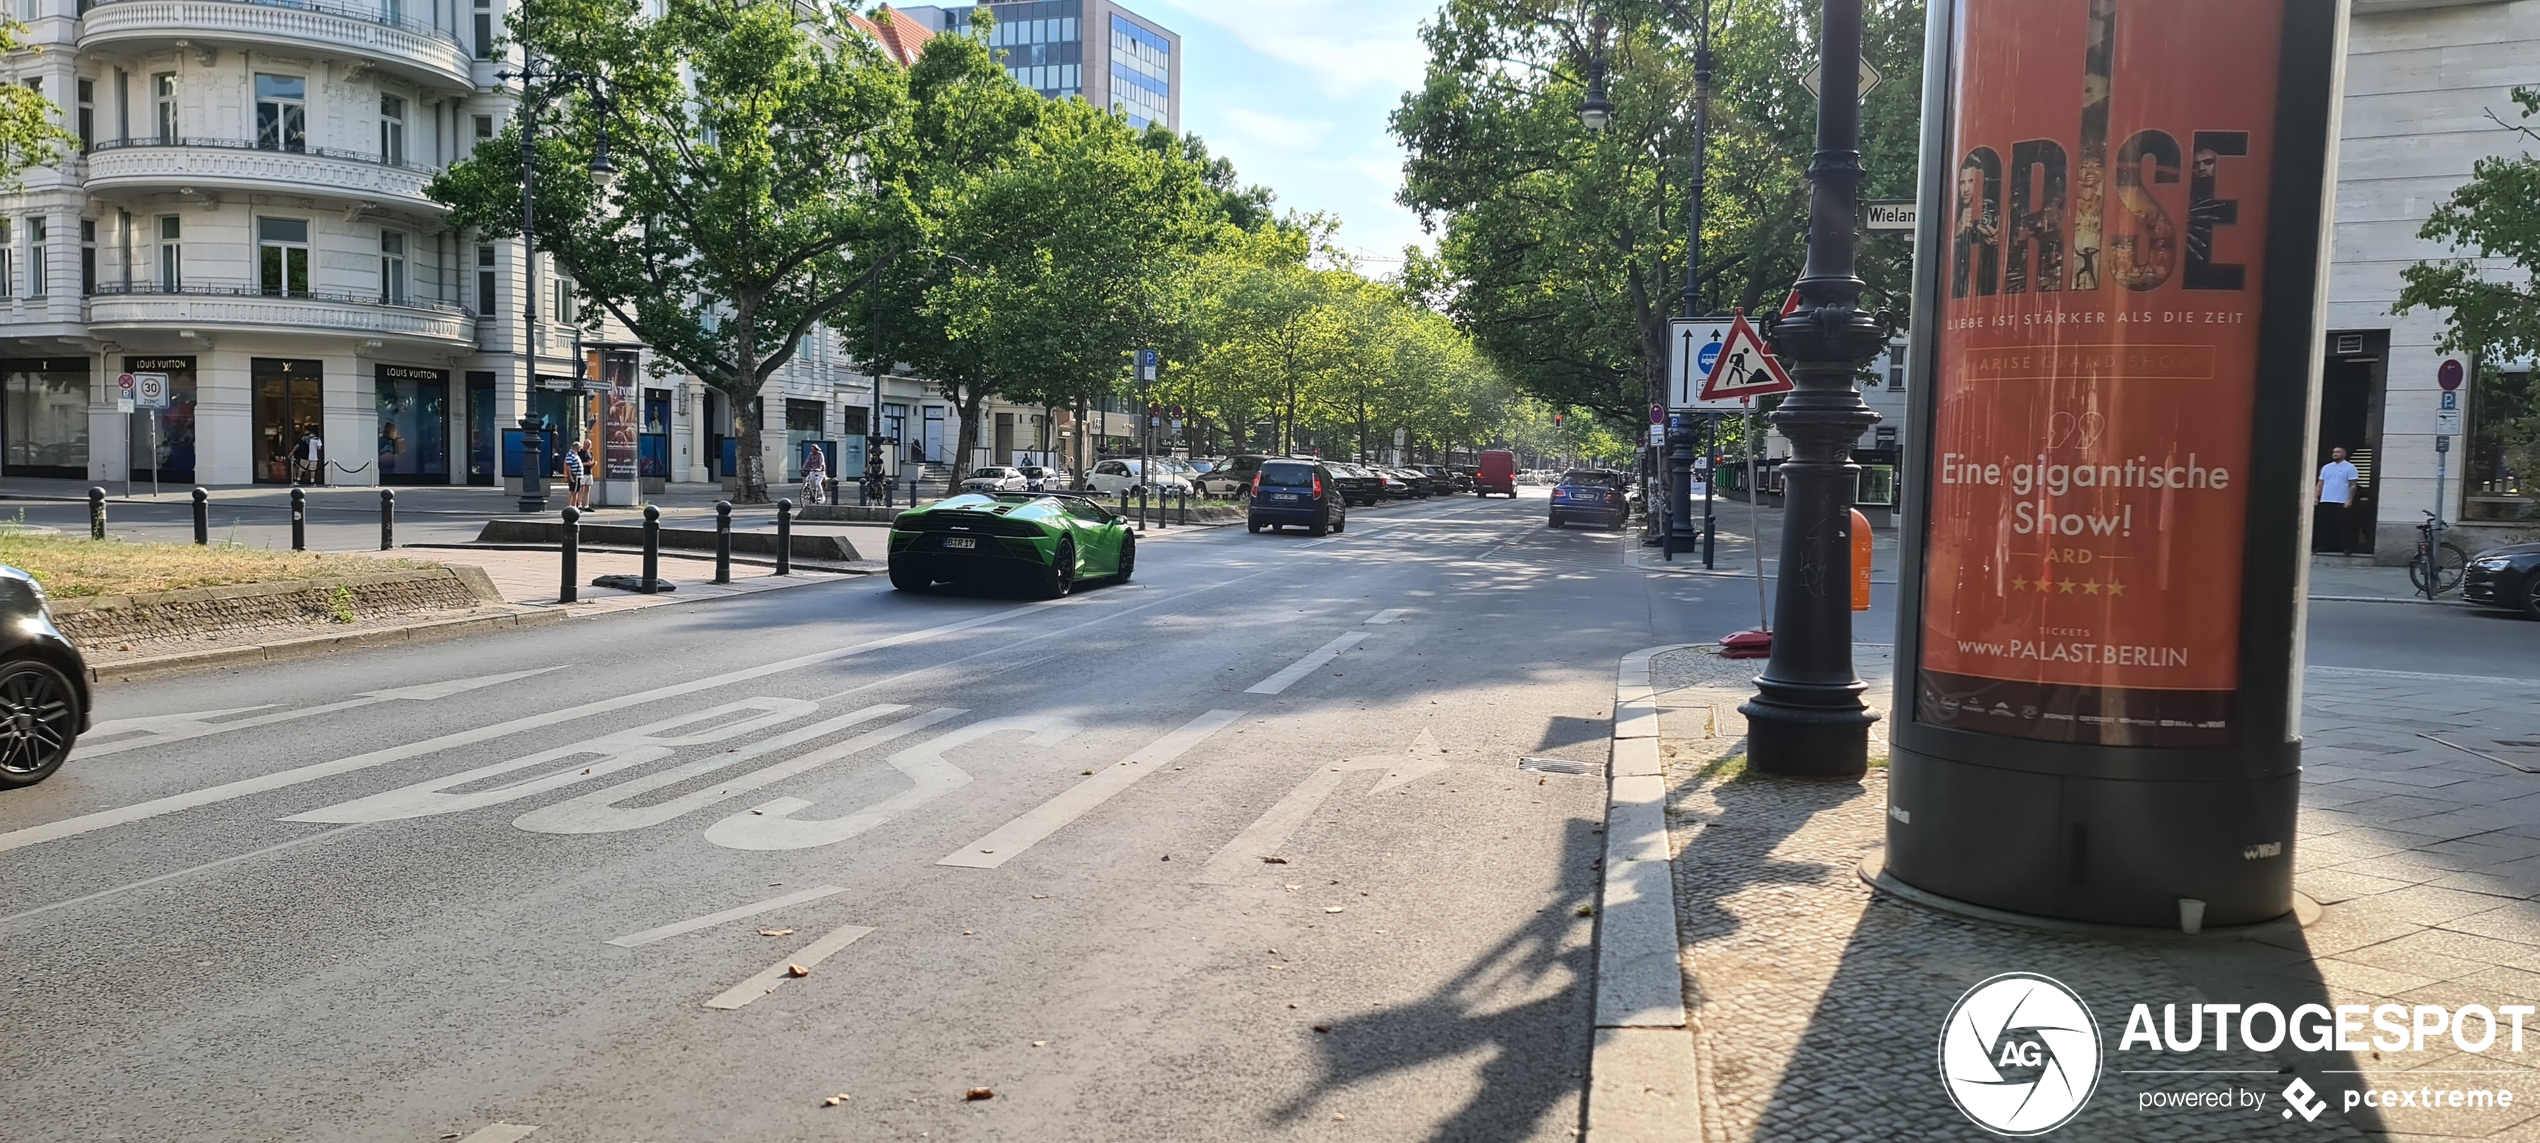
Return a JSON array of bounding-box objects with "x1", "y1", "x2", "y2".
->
[
  {"x1": 1275, "y1": 493, "x2": 1300, "y2": 501},
  {"x1": 944, "y1": 536, "x2": 976, "y2": 549}
]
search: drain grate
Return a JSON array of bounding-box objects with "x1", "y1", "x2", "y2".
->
[{"x1": 1519, "y1": 756, "x2": 1600, "y2": 775}]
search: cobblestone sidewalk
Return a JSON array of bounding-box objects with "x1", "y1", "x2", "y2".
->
[{"x1": 1654, "y1": 649, "x2": 2540, "y2": 1141}]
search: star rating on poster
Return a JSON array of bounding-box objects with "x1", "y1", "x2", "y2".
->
[{"x1": 2009, "y1": 576, "x2": 2126, "y2": 596}]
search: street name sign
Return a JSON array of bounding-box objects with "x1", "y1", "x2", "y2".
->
[{"x1": 1864, "y1": 200, "x2": 1917, "y2": 231}]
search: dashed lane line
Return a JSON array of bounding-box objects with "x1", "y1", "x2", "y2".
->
[
  {"x1": 704, "y1": 920, "x2": 876, "y2": 1009},
  {"x1": 1243, "y1": 631, "x2": 1371, "y2": 695},
  {"x1": 937, "y1": 709, "x2": 1244, "y2": 870},
  {"x1": 1364, "y1": 608, "x2": 1409, "y2": 625},
  {"x1": 456, "y1": 1124, "x2": 539, "y2": 1143},
  {"x1": 605, "y1": 885, "x2": 849, "y2": 948}
]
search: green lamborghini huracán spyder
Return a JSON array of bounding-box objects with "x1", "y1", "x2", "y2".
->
[{"x1": 886, "y1": 493, "x2": 1136, "y2": 598}]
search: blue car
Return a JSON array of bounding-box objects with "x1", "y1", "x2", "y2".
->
[
  {"x1": 1549, "y1": 470, "x2": 1628, "y2": 530},
  {"x1": 1245, "y1": 459, "x2": 1348, "y2": 536}
]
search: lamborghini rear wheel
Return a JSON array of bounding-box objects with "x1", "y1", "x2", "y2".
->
[{"x1": 1035, "y1": 538, "x2": 1076, "y2": 599}]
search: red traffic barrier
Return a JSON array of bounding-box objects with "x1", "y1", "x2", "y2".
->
[{"x1": 1720, "y1": 629, "x2": 1773, "y2": 659}]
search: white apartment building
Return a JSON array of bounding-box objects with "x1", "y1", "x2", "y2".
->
[
  {"x1": 0, "y1": 0, "x2": 988, "y2": 495},
  {"x1": 2325, "y1": 0, "x2": 2540, "y2": 561}
]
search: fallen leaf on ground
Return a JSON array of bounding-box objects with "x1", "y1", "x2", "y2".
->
[
  {"x1": 786, "y1": 963, "x2": 810, "y2": 978},
  {"x1": 1313, "y1": 1024, "x2": 1332, "y2": 1033},
  {"x1": 1260, "y1": 855, "x2": 1288, "y2": 864},
  {"x1": 759, "y1": 929, "x2": 793, "y2": 937},
  {"x1": 965, "y1": 1087, "x2": 994, "y2": 1101},
  {"x1": 822, "y1": 1094, "x2": 850, "y2": 1107},
  {"x1": 1031, "y1": 1040, "x2": 1047, "y2": 1047},
  {"x1": 1284, "y1": 884, "x2": 1301, "y2": 892},
  {"x1": 1324, "y1": 906, "x2": 1345, "y2": 913},
  {"x1": 1575, "y1": 905, "x2": 1595, "y2": 917}
]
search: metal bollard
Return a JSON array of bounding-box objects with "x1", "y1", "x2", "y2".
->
[
  {"x1": 775, "y1": 498, "x2": 794, "y2": 576},
  {"x1": 289, "y1": 487, "x2": 306, "y2": 551},
  {"x1": 884, "y1": 480, "x2": 895, "y2": 509},
  {"x1": 88, "y1": 487, "x2": 105, "y2": 540},
  {"x1": 641, "y1": 504, "x2": 662, "y2": 594},
  {"x1": 713, "y1": 500, "x2": 734, "y2": 584},
  {"x1": 1137, "y1": 486, "x2": 1149, "y2": 531},
  {"x1": 560, "y1": 506, "x2": 581, "y2": 604},
  {"x1": 379, "y1": 489, "x2": 396, "y2": 550},
  {"x1": 1155, "y1": 485, "x2": 1168, "y2": 530},
  {"x1": 192, "y1": 487, "x2": 209, "y2": 545},
  {"x1": 1181, "y1": 487, "x2": 1191, "y2": 525},
  {"x1": 1118, "y1": 487, "x2": 1129, "y2": 519}
]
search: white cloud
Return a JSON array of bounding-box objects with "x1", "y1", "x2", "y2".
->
[{"x1": 1140, "y1": 0, "x2": 1431, "y2": 99}]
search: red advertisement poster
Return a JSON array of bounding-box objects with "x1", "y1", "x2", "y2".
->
[
  {"x1": 1918, "y1": 0, "x2": 2283, "y2": 747},
  {"x1": 602, "y1": 351, "x2": 641, "y2": 483}
]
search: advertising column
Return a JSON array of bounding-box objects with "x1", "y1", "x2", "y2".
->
[
  {"x1": 1885, "y1": 0, "x2": 2344, "y2": 926},
  {"x1": 597, "y1": 350, "x2": 643, "y2": 507}
]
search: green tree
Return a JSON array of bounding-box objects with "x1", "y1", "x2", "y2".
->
[
  {"x1": 1392, "y1": 0, "x2": 1923, "y2": 430},
  {"x1": 429, "y1": 0, "x2": 910, "y2": 502},
  {"x1": 2398, "y1": 88, "x2": 2540, "y2": 497},
  {"x1": 0, "y1": 18, "x2": 78, "y2": 189}
]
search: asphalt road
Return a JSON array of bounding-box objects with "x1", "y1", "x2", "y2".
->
[{"x1": 0, "y1": 491, "x2": 1655, "y2": 1143}]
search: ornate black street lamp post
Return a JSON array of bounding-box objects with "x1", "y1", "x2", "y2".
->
[
  {"x1": 1740, "y1": 0, "x2": 1889, "y2": 777},
  {"x1": 496, "y1": 54, "x2": 615, "y2": 513}
]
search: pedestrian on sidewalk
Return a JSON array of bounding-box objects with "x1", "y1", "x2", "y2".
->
[
  {"x1": 295, "y1": 427, "x2": 325, "y2": 485},
  {"x1": 563, "y1": 441, "x2": 591, "y2": 510},
  {"x1": 801, "y1": 444, "x2": 828, "y2": 505},
  {"x1": 2316, "y1": 445, "x2": 2359, "y2": 555}
]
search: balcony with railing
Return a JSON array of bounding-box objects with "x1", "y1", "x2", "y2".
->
[
  {"x1": 87, "y1": 283, "x2": 476, "y2": 351},
  {"x1": 85, "y1": 138, "x2": 444, "y2": 213},
  {"x1": 79, "y1": 0, "x2": 472, "y2": 88}
]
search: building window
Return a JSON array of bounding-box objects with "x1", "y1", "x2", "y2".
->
[
  {"x1": 254, "y1": 74, "x2": 306, "y2": 153},
  {"x1": 113, "y1": 69, "x2": 127, "y2": 142},
  {"x1": 74, "y1": 77, "x2": 93, "y2": 151},
  {"x1": 152, "y1": 72, "x2": 177, "y2": 144},
  {"x1": 156, "y1": 215, "x2": 179, "y2": 291},
  {"x1": 0, "y1": 218, "x2": 12, "y2": 299},
  {"x1": 256, "y1": 216, "x2": 310, "y2": 298},
  {"x1": 79, "y1": 219, "x2": 94, "y2": 295},
  {"x1": 476, "y1": 243, "x2": 497, "y2": 314},
  {"x1": 474, "y1": 0, "x2": 495, "y2": 60},
  {"x1": 1108, "y1": 15, "x2": 1170, "y2": 128},
  {"x1": 27, "y1": 217, "x2": 46, "y2": 298},
  {"x1": 379, "y1": 93, "x2": 406, "y2": 165},
  {"x1": 2467, "y1": 363, "x2": 2540, "y2": 521},
  {"x1": 381, "y1": 231, "x2": 407, "y2": 305},
  {"x1": 473, "y1": 114, "x2": 494, "y2": 155}
]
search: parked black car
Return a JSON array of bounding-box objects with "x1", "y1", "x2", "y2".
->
[
  {"x1": 0, "y1": 566, "x2": 90, "y2": 789},
  {"x1": 1326, "y1": 463, "x2": 1384, "y2": 507},
  {"x1": 1246, "y1": 459, "x2": 1349, "y2": 535},
  {"x1": 2463, "y1": 543, "x2": 2540, "y2": 618},
  {"x1": 1420, "y1": 465, "x2": 1471, "y2": 494},
  {"x1": 1387, "y1": 467, "x2": 1438, "y2": 498}
]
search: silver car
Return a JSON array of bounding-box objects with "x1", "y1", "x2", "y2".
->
[{"x1": 961, "y1": 466, "x2": 1031, "y2": 493}]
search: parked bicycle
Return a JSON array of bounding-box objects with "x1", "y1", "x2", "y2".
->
[{"x1": 2410, "y1": 510, "x2": 2469, "y2": 599}]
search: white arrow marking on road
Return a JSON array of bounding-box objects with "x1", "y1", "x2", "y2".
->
[
  {"x1": 703, "y1": 715, "x2": 1079, "y2": 851},
  {"x1": 285, "y1": 698, "x2": 818, "y2": 824},
  {"x1": 704, "y1": 920, "x2": 876, "y2": 1009},
  {"x1": 606, "y1": 884, "x2": 849, "y2": 948},
  {"x1": 516, "y1": 706, "x2": 959, "y2": 835},
  {"x1": 78, "y1": 668, "x2": 564, "y2": 759},
  {"x1": 0, "y1": 602, "x2": 1051, "y2": 854},
  {"x1": 937, "y1": 709, "x2": 1243, "y2": 869},
  {"x1": 1244, "y1": 631, "x2": 1370, "y2": 695},
  {"x1": 1192, "y1": 731, "x2": 1450, "y2": 885}
]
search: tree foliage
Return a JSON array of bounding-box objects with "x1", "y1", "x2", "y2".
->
[
  {"x1": 0, "y1": 18, "x2": 79, "y2": 190},
  {"x1": 430, "y1": 0, "x2": 909, "y2": 501},
  {"x1": 1392, "y1": 0, "x2": 1924, "y2": 430}
]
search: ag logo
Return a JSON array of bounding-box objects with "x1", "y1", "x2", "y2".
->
[{"x1": 1939, "y1": 972, "x2": 2103, "y2": 1136}]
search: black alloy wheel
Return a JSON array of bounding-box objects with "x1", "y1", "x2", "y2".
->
[
  {"x1": 1037, "y1": 538, "x2": 1076, "y2": 599},
  {"x1": 1116, "y1": 533, "x2": 1136, "y2": 582},
  {"x1": 0, "y1": 658, "x2": 80, "y2": 788},
  {"x1": 2522, "y1": 575, "x2": 2540, "y2": 621}
]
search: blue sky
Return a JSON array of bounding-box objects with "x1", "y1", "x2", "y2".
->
[{"x1": 1131, "y1": 0, "x2": 1439, "y2": 271}]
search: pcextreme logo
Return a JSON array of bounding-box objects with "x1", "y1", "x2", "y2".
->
[{"x1": 1938, "y1": 973, "x2": 2105, "y2": 1137}]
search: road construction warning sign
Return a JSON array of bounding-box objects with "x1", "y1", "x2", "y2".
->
[{"x1": 1698, "y1": 312, "x2": 1796, "y2": 404}]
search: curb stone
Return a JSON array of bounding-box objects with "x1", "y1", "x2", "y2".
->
[
  {"x1": 1583, "y1": 643, "x2": 1705, "y2": 1143},
  {"x1": 87, "y1": 608, "x2": 570, "y2": 683}
]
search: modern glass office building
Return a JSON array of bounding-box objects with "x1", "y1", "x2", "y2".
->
[{"x1": 902, "y1": 1, "x2": 1180, "y2": 131}]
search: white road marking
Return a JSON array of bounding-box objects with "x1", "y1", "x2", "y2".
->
[
  {"x1": 1363, "y1": 608, "x2": 1409, "y2": 625},
  {"x1": 0, "y1": 603, "x2": 1046, "y2": 854},
  {"x1": 938, "y1": 709, "x2": 1243, "y2": 869},
  {"x1": 456, "y1": 1122, "x2": 539, "y2": 1142},
  {"x1": 1244, "y1": 631, "x2": 1371, "y2": 695},
  {"x1": 286, "y1": 698, "x2": 819, "y2": 824},
  {"x1": 606, "y1": 885, "x2": 848, "y2": 948},
  {"x1": 704, "y1": 715, "x2": 1079, "y2": 851},
  {"x1": 1193, "y1": 732, "x2": 1448, "y2": 885},
  {"x1": 705, "y1": 920, "x2": 876, "y2": 1009},
  {"x1": 516, "y1": 707, "x2": 958, "y2": 835},
  {"x1": 0, "y1": 823, "x2": 367, "y2": 929},
  {"x1": 79, "y1": 668, "x2": 563, "y2": 759}
]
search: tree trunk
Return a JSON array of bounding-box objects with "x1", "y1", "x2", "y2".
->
[
  {"x1": 730, "y1": 389, "x2": 767, "y2": 505},
  {"x1": 949, "y1": 386, "x2": 986, "y2": 487},
  {"x1": 732, "y1": 295, "x2": 769, "y2": 504},
  {"x1": 1072, "y1": 394, "x2": 1091, "y2": 489}
]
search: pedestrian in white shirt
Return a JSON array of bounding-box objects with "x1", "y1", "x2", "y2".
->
[{"x1": 2317, "y1": 446, "x2": 2360, "y2": 556}]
